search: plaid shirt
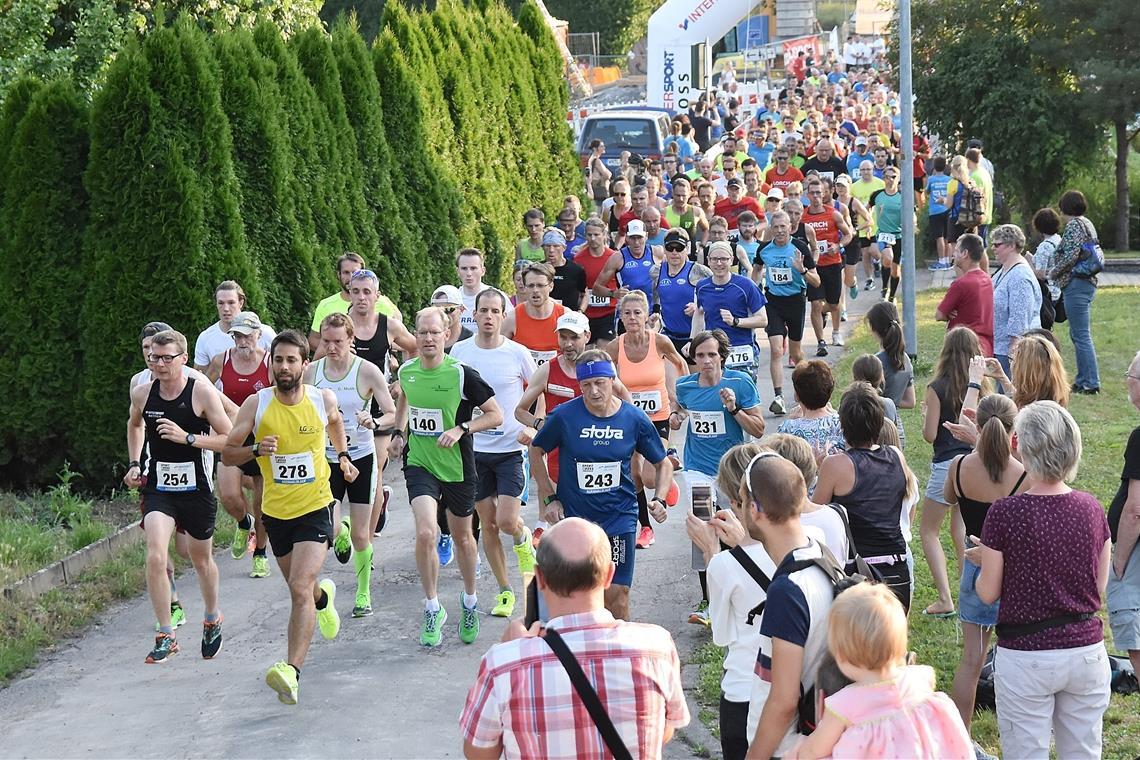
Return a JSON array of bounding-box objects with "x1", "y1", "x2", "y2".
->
[{"x1": 460, "y1": 609, "x2": 689, "y2": 759}]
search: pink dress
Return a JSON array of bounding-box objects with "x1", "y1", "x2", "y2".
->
[{"x1": 825, "y1": 665, "x2": 972, "y2": 759}]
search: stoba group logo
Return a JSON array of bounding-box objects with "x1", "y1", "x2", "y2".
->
[{"x1": 580, "y1": 425, "x2": 624, "y2": 440}]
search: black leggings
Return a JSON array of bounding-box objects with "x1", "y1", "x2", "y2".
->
[
  {"x1": 873, "y1": 558, "x2": 912, "y2": 614},
  {"x1": 719, "y1": 695, "x2": 750, "y2": 760}
]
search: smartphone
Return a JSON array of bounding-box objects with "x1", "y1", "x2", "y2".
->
[
  {"x1": 524, "y1": 580, "x2": 547, "y2": 628},
  {"x1": 692, "y1": 484, "x2": 714, "y2": 520}
]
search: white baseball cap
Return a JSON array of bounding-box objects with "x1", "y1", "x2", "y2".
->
[
  {"x1": 555, "y1": 310, "x2": 590, "y2": 335},
  {"x1": 626, "y1": 220, "x2": 646, "y2": 238}
]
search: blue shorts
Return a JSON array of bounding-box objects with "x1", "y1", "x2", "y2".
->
[
  {"x1": 959, "y1": 552, "x2": 999, "y2": 627},
  {"x1": 1107, "y1": 545, "x2": 1140, "y2": 651},
  {"x1": 609, "y1": 532, "x2": 636, "y2": 587},
  {"x1": 926, "y1": 459, "x2": 952, "y2": 504}
]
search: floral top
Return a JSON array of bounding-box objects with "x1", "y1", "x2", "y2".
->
[
  {"x1": 1049, "y1": 215, "x2": 1098, "y2": 290},
  {"x1": 778, "y1": 413, "x2": 846, "y2": 455}
]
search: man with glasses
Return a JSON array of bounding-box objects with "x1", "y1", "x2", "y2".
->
[
  {"x1": 691, "y1": 241, "x2": 768, "y2": 384},
  {"x1": 652, "y1": 228, "x2": 712, "y2": 368},
  {"x1": 764, "y1": 148, "x2": 804, "y2": 194},
  {"x1": 308, "y1": 253, "x2": 400, "y2": 354},
  {"x1": 748, "y1": 129, "x2": 775, "y2": 171},
  {"x1": 195, "y1": 280, "x2": 277, "y2": 371},
  {"x1": 126, "y1": 330, "x2": 233, "y2": 664},
  {"x1": 502, "y1": 262, "x2": 565, "y2": 367},
  {"x1": 664, "y1": 176, "x2": 709, "y2": 256},
  {"x1": 603, "y1": 179, "x2": 632, "y2": 245},
  {"x1": 388, "y1": 307, "x2": 503, "y2": 647}
]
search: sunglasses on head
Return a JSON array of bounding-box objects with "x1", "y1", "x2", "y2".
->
[{"x1": 742, "y1": 451, "x2": 783, "y2": 504}]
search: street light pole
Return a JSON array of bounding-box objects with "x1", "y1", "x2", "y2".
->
[{"x1": 898, "y1": 0, "x2": 917, "y2": 357}]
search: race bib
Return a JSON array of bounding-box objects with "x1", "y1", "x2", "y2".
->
[
  {"x1": 409, "y1": 406, "x2": 445, "y2": 437},
  {"x1": 576, "y1": 461, "x2": 620, "y2": 493},
  {"x1": 631, "y1": 390, "x2": 662, "y2": 414},
  {"x1": 877, "y1": 232, "x2": 897, "y2": 245},
  {"x1": 727, "y1": 344, "x2": 754, "y2": 366},
  {"x1": 588, "y1": 292, "x2": 612, "y2": 308},
  {"x1": 530, "y1": 349, "x2": 557, "y2": 367},
  {"x1": 156, "y1": 461, "x2": 196, "y2": 492},
  {"x1": 770, "y1": 267, "x2": 793, "y2": 285},
  {"x1": 548, "y1": 383, "x2": 576, "y2": 398},
  {"x1": 689, "y1": 410, "x2": 725, "y2": 437},
  {"x1": 271, "y1": 452, "x2": 315, "y2": 485},
  {"x1": 817, "y1": 240, "x2": 829, "y2": 255}
]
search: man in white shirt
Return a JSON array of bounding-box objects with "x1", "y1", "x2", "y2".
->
[
  {"x1": 193, "y1": 280, "x2": 275, "y2": 370},
  {"x1": 455, "y1": 247, "x2": 508, "y2": 334}
]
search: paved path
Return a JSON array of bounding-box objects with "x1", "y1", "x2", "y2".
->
[{"x1": 3, "y1": 269, "x2": 1137, "y2": 759}]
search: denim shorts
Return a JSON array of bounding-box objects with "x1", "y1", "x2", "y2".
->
[
  {"x1": 959, "y1": 554, "x2": 999, "y2": 627},
  {"x1": 1107, "y1": 546, "x2": 1140, "y2": 650},
  {"x1": 925, "y1": 459, "x2": 952, "y2": 504}
]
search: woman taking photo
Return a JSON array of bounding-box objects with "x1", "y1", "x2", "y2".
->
[
  {"x1": 1049, "y1": 189, "x2": 1101, "y2": 394},
  {"x1": 967, "y1": 401, "x2": 1111, "y2": 760}
]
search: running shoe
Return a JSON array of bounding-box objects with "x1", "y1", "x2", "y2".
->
[
  {"x1": 688, "y1": 599, "x2": 710, "y2": 626},
  {"x1": 333, "y1": 520, "x2": 351, "y2": 564},
  {"x1": 873, "y1": 260, "x2": 881, "y2": 274},
  {"x1": 769, "y1": 395, "x2": 787, "y2": 416},
  {"x1": 265, "y1": 661, "x2": 298, "y2": 705},
  {"x1": 513, "y1": 529, "x2": 536, "y2": 574},
  {"x1": 352, "y1": 591, "x2": 373, "y2": 618},
  {"x1": 458, "y1": 595, "x2": 480, "y2": 644},
  {"x1": 491, "y1": 589, "x2": 516, "y2": 618},
  {"x1": 840, "y1": 310, "x2": 847, "y2": 322},
  {"x1": 864, "y1": 278, "x2": 874, "y2": 291},
  {"x1": 666, "y1": 447, "x2": 682, "y2": 470},
  {"x1": 250, "y1": 554, "x2": 270, "y2": 578},
  {"x1": 475, "y1": 554, "x2": 483, "y2": 579},
  {"x1": 636, "y1": 525, "x2": 655, "y2": 548},
  {"x1": 832, "y1": 333, "x2": 845, "y2": 347},
  {"x1": 232, "y1": 519, "x2": 251, "y2": 560},
  {"x1": 816, "y1": 340, "x2": 828, "y2": 357},
  {"x1": 786, "y1": 356, "x2": 796, "y2": 369},
  {"x1": 421, "y1": 606, "x2": 447, "y2": 647},
  {"x1": 316, "y1": 579, "x2": 340, "y2": 640},
  {"x1": 848, "y1": 284, "x2": 859, "y2": 300},
  {"x1": 881, "y1": 287, "x2": 888, "y2": 300},
  {"x1": 927, "y1": 260, "x2": 942, "y2": 270},
  {"x1": 201, "y1": 617, "x2": 223, "y2": 659},
  {"x1": 437, "y1": 534, "x2": 454, "y2": 567},
  {"x1": 665, "y1": 481, "x2": 680, "y2": 507},
  {"x1": 156, "y1": 607, "x2": 186, "y2": 632},
  {"x1": 145, "y1": 633, "x2": 179, "y2": 664},
  {"x1": 531, "y1": 521, "x2": 548, "y2": 548},
  {"x1": 374, "y1": 485, "x2": 392, "y2": 536}
]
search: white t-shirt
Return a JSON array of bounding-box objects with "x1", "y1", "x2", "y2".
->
[
  {"x1": 193, "y1": 321, "x2": 276, "y2": 367},
  {"x1": 800, "y1": 504, "x2": 850, "y2": 563},
  {"x1": 707, "y1": 542, "x2": 778, "y2": 703},
  {"x1": 449, "y1": 337, "x2": 536, "y2": 454},
  {"x1": 459, "y1": 284, "x2": 509, "y2": 333}
]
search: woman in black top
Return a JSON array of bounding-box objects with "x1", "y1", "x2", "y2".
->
[{"x1": 942, "y1": 394, "x2": 1028, "y2": 739}]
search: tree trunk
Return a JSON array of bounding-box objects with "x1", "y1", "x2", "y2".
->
[{"x1": 1115, "y1": 116, "x2": 1130, "y2": 252}]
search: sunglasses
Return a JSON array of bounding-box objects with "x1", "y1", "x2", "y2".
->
[
  {"x1": 350, "y1": 269, "x2": 377, "y2": 281},
  {"x1": 664, "y1": 243, "x2": 688, "y2": 252}
]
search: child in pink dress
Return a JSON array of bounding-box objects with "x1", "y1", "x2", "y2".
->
[{"x1": 788, "y1": 583, "x2": 972, "y2": 760}]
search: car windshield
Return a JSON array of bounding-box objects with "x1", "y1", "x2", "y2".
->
[{"x1": 582, "y1": 118, "x2": 656, "y2": 151}]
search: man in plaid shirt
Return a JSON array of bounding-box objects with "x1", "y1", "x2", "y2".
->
[{"x1": 460, "y1": 518, "x2": 689, "y2": 759}]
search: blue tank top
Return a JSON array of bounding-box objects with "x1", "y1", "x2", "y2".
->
[
  {"x1": 656, "y1": 261, "x2": 696, "y2": 339},
  {"x1": 617, "y1": 246, "x2": 656, "y2": 311},
  {"x1": 926, "y1": 174, "x2": 951, "y2": 215},
  {"x1": 737, "y1": 239, "x2": 760, "y2": 275}
]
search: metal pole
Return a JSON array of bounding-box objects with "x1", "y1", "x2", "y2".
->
[{"x1": 897, "y1": 0, "x2": 917, "y2": 357}]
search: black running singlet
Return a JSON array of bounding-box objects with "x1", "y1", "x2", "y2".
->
[{"x1": 141, "y1": 378, "x2": 213, "y2": 494}]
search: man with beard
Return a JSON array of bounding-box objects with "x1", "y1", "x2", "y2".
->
[
  {"x1": 308, "y1": 253, "x2": 401, "y2": 353},
  {"x1": 223, "y1": 330, "x2": 358, "y2": 704}
]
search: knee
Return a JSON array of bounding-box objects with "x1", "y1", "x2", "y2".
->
[
  {"x1": 288, "y1": 578, "x2": 314, "y2": 602},
  {"x1": 146, "y1": 549, "x2": 167, "y2": 571},
  {"x1": 190, "y1": 552, "x2": 214, "y2": 574},
  {"x1": 416, "y1": 524, "x2": 439, "y2": 547}
]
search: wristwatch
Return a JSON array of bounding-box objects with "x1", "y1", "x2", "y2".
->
[
  {"x1": 185, "y1": 433, "x2": 196, "y2": 446},
  {"x1": 728, "y1": 405, "x2": 741, "y2": 416},
  {"x1": 543, "y1": 494, "x2": 559, "y2": 506},
  {"x1": 459, "y1": 421, "x2": 471, "y2": 435},
  {"x1": 731, "y1": 315, "x2": 740, "y2": 327},
  {"x1": 651, "y1": 496, "x2": 667, "y2": 509},
  {"x1": 337, "y1": 451, "x2": 351, "y2": 461}
]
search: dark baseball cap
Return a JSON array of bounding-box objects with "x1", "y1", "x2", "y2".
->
[{"x1": 663, "y1": 228, "x2": 690, "y2": 246}]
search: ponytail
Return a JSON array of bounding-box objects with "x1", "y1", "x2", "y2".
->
[
  {"x1": 975, "y1": 395, "x2": 1017, "y2": 483},
  {"x1": 866, "y1": 302, "x2": 907, "y2": 372}
]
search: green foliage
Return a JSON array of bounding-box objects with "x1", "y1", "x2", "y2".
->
[
  {"x1": 0, "y1": 77, "x2": 44, "y2": 212},
  {"x1": 0, "y1": 0, "x2": 75, "y2": 102},
  {"x1": 0, "y1": 80, "x2": 89, "y2": 484},
  {"x1": 540, "y1": 0, "x2": 658, "y2": 56}
]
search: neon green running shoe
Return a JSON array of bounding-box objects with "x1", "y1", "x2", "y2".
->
[
  {"x1": 333, "y1": 520, "x2": 351, "y2": 564},
  {"x1": 513, "y1": 528, "x2": 536, "y2": 575},
  {"x1": 352, "y1": 590, "x2": 373, "y2": 618},
  {"x1": 250, "y1": 554, "x2": 270, "y2": 578},
  {"x1": 491, "y1": 589, "x2": 516, "y2": 618},
  {"x1": 459, "y1": 595, "x2": 480, "y2": 645},
  {"x1": 421, "y1": 606, "x2": 447, "y2": 647},
  {"x1": 265, "y1": 661, "x2": 298, "y2": 705},
  {"x1": 157, "y1": 603, "x2": 186, "y2": 632},
  {"x1": 316, "y1": 579, "x2": 340, "y2": 640},
  {"x1": 232, "y1": 519, "x2": 251, "y2": 560}
]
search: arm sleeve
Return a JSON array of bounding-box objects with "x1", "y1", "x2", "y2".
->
[
  {"x1": 737, "y1": 377, "x2": 760, "y2": 410},
  {"x1": 981, "y1": 500, "x2": 1009, "y2": 551},
  {"x1": 1051, "y1": 218, "x2": 1085, "y2": 276}
]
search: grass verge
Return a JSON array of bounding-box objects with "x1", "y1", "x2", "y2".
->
[{"x1": 695, "y1": 286, "x2": 1140, "y2": 757}]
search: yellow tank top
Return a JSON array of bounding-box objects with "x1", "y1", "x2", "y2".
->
[{"x1": 253, "y1": 386, "x2": 333, "y2": 519}]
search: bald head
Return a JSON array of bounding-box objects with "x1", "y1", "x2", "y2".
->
[
  {"x1": 535, "y1": 517, "x2": 612, "y2": 596},
  {"x1": 746, "y1": 455, "x2": 807, "y2": 524}
]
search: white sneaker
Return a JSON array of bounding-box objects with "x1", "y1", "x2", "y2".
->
[
  {"x1": 769, "y1": 395, "x2": 787, "y2": 415},
  {"x1": 832, "y1": 333, "x2": 844, "y2": 347}
]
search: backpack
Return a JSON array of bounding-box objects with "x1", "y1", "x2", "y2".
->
[
  {"x1": 956, "y1": 184, "x2": 984, "y2": 228},
  {"x1": 1072, "y1": 238, "x2": 1104, "y2": 278},
  {"x1": 1036, "y1": 275, "x2": 1056, "y2": 329}
]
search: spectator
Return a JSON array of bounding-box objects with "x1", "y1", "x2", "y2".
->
[
  {"x1": 1031, "y1": 207, "x2": 1063, "y2": 315},
  {"x1": 778, "y1": 360, "x2": 846, "y2": 456},
  {"x1": 813, "y1": 382, "x2": 912, "y2": 610},
  {"x1": 945, "y1": 156, "x2": 977, "y2": 244},
  {"x1": 967, "y1": 401, "x2": 1112, "y2": 760},
  {"x1": 1109, "y1": 350, "x2": 1140, "y2": 679},
  {"x1": 866, "y1": 301, "x2": 916, "y2": 410},
  {"x1": 760, "y1": 433, "x2": 850, "y2": 562},
  {"x1": 1049, "y1": 189, "x2": 1101, "y2": 394},
  {"x1": 935, "y1": 233, "x2": 994, "y2": 356},
  {"x1": 787, "y1": 584, "x2": 973, "y2": 760},
  {"x1": 852, "y1": 353, "x2": 905, "y2": 447},
  {"x1": 942, "y1": 394, "x2": 1028, "y2": 748},
  {"x1": 743, "y1": 453, "x2": 835, "y2": 759},
  {"x1": 919, "y1": 327, "x2": 981, "y2": 617},
  {"x1": 986, "y1": 333, "x2": 1071, "y2": 410},
  {"x1": 990, "y1": 224, "x2": 1042, "y2": 380},
  {"x1": 459, "y1": 517, "x2": 689, "y2": 759},
  {"x1": 965, "y1": 148, "x2": 993, "y2": 242},
  {"x1": 586, "y1": 139, "x2": 612, "y2": 211}
]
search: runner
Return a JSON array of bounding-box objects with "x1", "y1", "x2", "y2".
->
[
  {"x1": 222, "y1": 329, "x2": 357, "y2": 704},
  {"x1": 450, "y1": 290, "x2": 538, "y2": 619},
  {"x1": 834, "y1": 174, "x2": 874, "y2": 301},
  {"x1": 125, "y1": 330, "x2": 233, "y2": 664},
  {"x1": 673, "y1": 329, "x2": 766, "y2": 624},
  {"x1": 850, "y1": 160, "x2": 886, "y2": 292},
  {"x1": 308, "y1": 252, "x2": 401, "y2": 353},
  {"x1": 193, "y1": 280, "x2": 276, "y2": 370},
  {"x1": 388, "y1": 307, "x2": 503, "y2": 647},
  {"x1": 691, "y1": 241, "x2": 768, "y2": 386},
  {"x1": 870, "y1": 165, "x2": 905, "y2": 302},
  {"x1": 515, "y1": 208, "x2": 545, "y2": 262},
  {"x1": 664, "y1": 175, "x2": 709, "y2": 259},
  {"x1": 652, "y1": 228, "x2": 712, "y2": 369},
  {"x1": 751, "y1": 211, "x2": 821, "y2": 415},
  {"x1": 305, "y1": 313, "x2": 395, "y2": 618},
  {"x1": 502, "y1": 261, "x2": 565, "y2": 368},
  {"x1": 541, "y1": 228, "x2": 587, "y2": 310},
  {"x1": 803, "y1": 179, "x2": 854, "y2": 355},
  {"x1": 706, "y1": 215, "x2": 754, "y2": 274},
  {"x1": 713, "y1": 177, "x2": 763, "y2": 230},
  {"x1": 607, "y1": 291, "x2": 686, "y2": 549},
  {"x1": 204, "y1": 311, "x2": 271, "y2": 578},
  {"x1": 455, "y1": 248, "x2": 508, "y2": 333},
  {"x1": 575, "y1": 216, "x2": 620, "y2": 346},
  {"x1": 531, "y1": 349, "x2": 676, "y2": 620},
  {"x1": 590, "y1": 220, "x2": 664, "y2": 331}
]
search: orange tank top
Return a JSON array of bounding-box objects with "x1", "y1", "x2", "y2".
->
[
  {"x1": 617, "y1": 334, "x2": 670, "y2": 421},
  {"x1": 514, "y1": 302, "x2": 565, "y2": 367}
]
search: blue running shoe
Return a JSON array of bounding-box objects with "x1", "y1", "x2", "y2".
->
[{"x1": 437, "y1": 534, "x2": 454, "y2": 567}]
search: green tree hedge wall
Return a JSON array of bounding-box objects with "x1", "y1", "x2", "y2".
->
[{"x1": 0, "y1": 0, "x2": 579, "y2": 489}]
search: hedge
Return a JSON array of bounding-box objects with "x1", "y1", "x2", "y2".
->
[{"x1": 0, "y1": 1, "x2": 580, "y2": 489}]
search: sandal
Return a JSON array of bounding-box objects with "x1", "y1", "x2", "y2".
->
[{"x1": 921, "y1": 605, "x2": 957, "y2": 618}]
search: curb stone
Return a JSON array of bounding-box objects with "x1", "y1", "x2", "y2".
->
[{"x1": 1, "y1": 522, "x2": 143, "y2": 601}]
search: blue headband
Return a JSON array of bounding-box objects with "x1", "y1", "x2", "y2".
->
[{"x1": 575, "y1": 360, "x2": 617, "y2": 381}]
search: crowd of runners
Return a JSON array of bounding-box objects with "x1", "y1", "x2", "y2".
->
[{"x1": 118, "y1": 55, "x2": 1139, "y2": 760}]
